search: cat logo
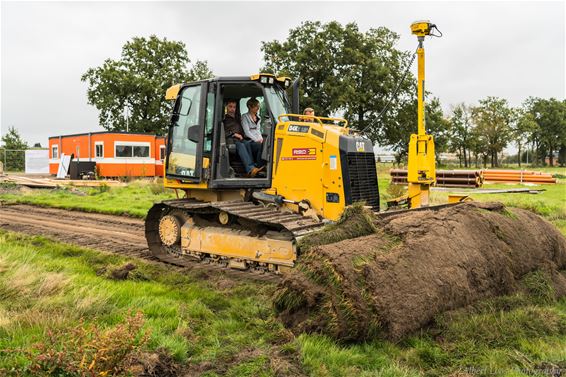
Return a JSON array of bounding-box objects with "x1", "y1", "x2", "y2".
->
[{"x1": 356, "y1": 141, "x2": 365, "y2": 152}]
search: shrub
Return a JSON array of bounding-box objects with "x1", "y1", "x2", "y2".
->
[
  {"x1": 22, "y1": 311, "x2": 149, "y2": 376},
  {"x1": 97, "y1": 183, "x2": 110, "y2": 194},
  {"x1": 149, "y1": 180, "x2": 165, "y2": 195},
  {"x1": 386, "y1": 183, "x2": 405, "y2": 200}
]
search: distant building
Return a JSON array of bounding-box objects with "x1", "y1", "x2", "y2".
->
[
  {"x1": 48, "y1": 131, "x2": 166, "y2": 177},
  {"x1": 545, "y1": 152, "x2": 560, "y2": 166},
  {"x1": 438, "y1": 152, "x2": 459, "y2": 163},
  {"x1": 375, "y1": 153, "x2": 396, "y2": 163}
]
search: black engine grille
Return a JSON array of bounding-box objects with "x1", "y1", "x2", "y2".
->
[{"x1": 345, "y1": 152, "x2": 380, "y2": 209}]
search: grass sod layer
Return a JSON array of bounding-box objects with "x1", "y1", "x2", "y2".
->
[
  {"x1": 275, "y1": 202, "x2": 566, "y2": 343},
  {"x1": 296, "y1": 202, "x2": 379, "y2": 253}
]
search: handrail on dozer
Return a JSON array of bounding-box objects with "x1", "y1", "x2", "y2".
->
[{"x1": 277, "y1": 114, "x2": 349, "y2": 128}]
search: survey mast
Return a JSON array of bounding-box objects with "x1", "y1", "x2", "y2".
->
[{"x1": 406, "y1": 20, "x2": 440, "y2": 208}]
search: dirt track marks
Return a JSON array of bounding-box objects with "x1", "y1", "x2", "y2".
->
[
  {"x1": 0, "y1": 205, "x2": 151, "y2": 257},
  {"x1": 0, "y1": 204, "x2": 149, "y2": 259},
  {"x1": 0, "y1": 204, "x2": 281, "y2": 283}
]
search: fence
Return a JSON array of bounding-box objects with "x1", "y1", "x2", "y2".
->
[{"x1": 0, "y1": 149, "x2": 26, "y2": 172}]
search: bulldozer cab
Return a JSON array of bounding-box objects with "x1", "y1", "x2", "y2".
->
[{"x1": 165, "y1": 74, "x2": 292, "y2": 190}]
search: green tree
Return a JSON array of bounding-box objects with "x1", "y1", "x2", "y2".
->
[
  {"x1": 1, "y1": 126, "x2": 28, "y2": 171},
  {"x1": 426, "y1": 99, "x2": 452, "y2": 159},
  {"x1": 468, "y1": 126, "x2": 489, "y2": 168},
  {"x1": 82, "y1": 35, "x2": 213, "y2": 135},
  {"x1": 261, "y1": 21, "x2": 415, "y2": 142},
  {"x1": 520, "y1": 97, "x2": 566, "y2": 166},
  {"x1": 521, "y1": 97, "x2": 544, "y2": 166},
  {"x1": 471, "y1": 97, "x2": 512, "y2": 167},
  {"x1": 560, "y1": 100, "x2": 566, "y2": 166},
  {"x1": 448, "y1": 103, "x2": 474, "y2": 167},
  {"x1": 513, "y1": 104, "x2": 539, "y2": 166},
  {"x1": 531, "y1": 98, "x2": 566, "y2": 166}
]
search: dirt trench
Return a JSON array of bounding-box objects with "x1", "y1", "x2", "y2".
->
[{"x1": 275, "y1": 202, "x2": 566, "y2": 341}]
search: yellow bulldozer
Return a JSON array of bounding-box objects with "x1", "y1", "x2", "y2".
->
[{"x1": 145, "y1": 21, "x2": 440, "y2": 274}]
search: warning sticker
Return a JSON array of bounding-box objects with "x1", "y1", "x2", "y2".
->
[
  {"x1": 329, "y1": 155, "x2": 337, "y2": 170},
  {"x1": 281, "y1": 148, "x2": 317, "y2": 161}
]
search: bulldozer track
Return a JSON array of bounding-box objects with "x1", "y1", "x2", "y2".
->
[
  {"x1": 157, "y1": 199, "x2": 325, "y2": 236},
  {"x1": 145, "y1": 199, "x2": 323, "y2": 270},
  {"x1": 0, "y1": 204, "x2": 282, "y2": 283},
  {"x1": 145, "y1": 199, "x2": 325, "y2": 274}
]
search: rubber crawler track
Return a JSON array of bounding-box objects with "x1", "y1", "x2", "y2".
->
[
  {"x1": 145, "y1": 199, "x2": 326, "y2": 273},
  {"x1": 0, "y1": 203, "x2": 282, "y2": 283}
]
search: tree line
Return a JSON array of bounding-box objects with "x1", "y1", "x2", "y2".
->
[
  {"x1": 12, "y1": 22, "x2": 561, "y2": 168},
  {"x1": 448, "y1": 97, "x2": 566, "y2": 168}
]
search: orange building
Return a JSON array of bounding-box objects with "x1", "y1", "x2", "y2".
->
[{"x1": 48, "y1": 132, "x2": 166, "y2": 177}]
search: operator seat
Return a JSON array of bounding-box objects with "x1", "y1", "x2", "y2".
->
[{"x1": 220, "y1": 107, "x2": 247, "y2": 177}]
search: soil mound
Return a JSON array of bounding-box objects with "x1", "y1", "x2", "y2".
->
[
  {"x1": 274, "y1": 202, "x2": 566, "y2": 341},
  {"x1": 128, "y1": 349, "x2": 181, "y2": 377},
  {"x1": 111, "y1": 263, "x2": 137, "y2": 280}
]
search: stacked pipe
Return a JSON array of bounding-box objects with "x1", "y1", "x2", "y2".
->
[
  {"x1": 482, "y1": 169, "x2": 557, "y2": 184},
  {"x1": 390, "y1": 169, "x2": 483, "y2": 188}
]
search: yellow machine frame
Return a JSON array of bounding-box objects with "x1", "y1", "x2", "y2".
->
[
  {"x1": 267, "y1": 114, "x2": 351, "y2": 221},
  {"x1": 160, "y1": 71, "x2": 371, "y2": 224},
  {"x1": 407, "y1": 21, "x2": 437, "y2": 208}
]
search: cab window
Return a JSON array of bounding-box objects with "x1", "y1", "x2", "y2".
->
[
  {"x1": 167, "y1": 85, "x2": 201, "y2": 177},
  {"x1": 204, "y1": 92, "x2": 215, "y2": 154}
]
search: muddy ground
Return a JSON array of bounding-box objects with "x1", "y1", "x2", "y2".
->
[
  {"x1": 275, "y1": 202, "x2": 566, "y2": 341},
  {"x1": 0, "y1": 204, "x2": 148, "y2": 256},
  {"x1": 0, "y1": 203, "x2": 278, "y2": 282}
]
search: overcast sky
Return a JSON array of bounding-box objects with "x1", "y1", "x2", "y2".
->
[{"x1": 1, "y1": 1, "x2": 564, "y2": 148}]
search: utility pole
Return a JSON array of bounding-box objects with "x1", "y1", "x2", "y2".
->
[{"x1": 124, "y1": 106, "x2": 130, "y2": 133}]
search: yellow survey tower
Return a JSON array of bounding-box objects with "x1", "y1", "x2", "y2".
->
[{"x1": 407, "y1": 21, "x2": 438, "y2": 208}]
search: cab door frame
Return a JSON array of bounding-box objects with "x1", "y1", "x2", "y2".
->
[
  {"x1": 209, "y1": 79, "x2": 275, "y2": 189},
  {"x1": 164, "y1": 81, "x2": 208, "y2": 183}
]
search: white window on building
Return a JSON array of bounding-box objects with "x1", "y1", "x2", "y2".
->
[
  {"x1": 115, "y1": 142, "x2": 151, "y2": 158},
  {"x1": 160, "y1": 145, "x2": 166, "y2": 161},
  {"x1": 95, "y1": 142, "x2": 104, "y2": 158},
  {"x1": 134, "y1": 145, "x2": 150, "y2": 157},
  {"x1": 51, "y1": 145, "x2": 58, "y2": 159}
]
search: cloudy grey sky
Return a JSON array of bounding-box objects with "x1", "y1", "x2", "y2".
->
[{"x1": 1, "y1": 1, "x2": 564, "y2": 147}]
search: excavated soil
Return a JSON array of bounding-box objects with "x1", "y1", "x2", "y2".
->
[{"x1": 275, "y1": 202, "x2": 566, "y2": 341}]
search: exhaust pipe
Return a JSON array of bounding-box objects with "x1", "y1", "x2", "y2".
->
[{"x1": 291, "y1": 75, "x2": 300, "y2": 114}]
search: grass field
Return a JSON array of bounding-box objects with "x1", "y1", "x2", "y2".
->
[
  {"x1": 0, "y1": 168, "x2": 565, "y2": 376},
  {"x1": 0, "y1": 180, "x2": 176, "y2": 218}
]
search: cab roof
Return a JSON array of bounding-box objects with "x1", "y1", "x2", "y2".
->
[{"x1": 165, "y1": 73, "x2": 292, "y2": 100}]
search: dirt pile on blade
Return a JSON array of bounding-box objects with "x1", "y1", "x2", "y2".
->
[{"x1": 274, "y1": 202, "x2": 566, "y2": 341}]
